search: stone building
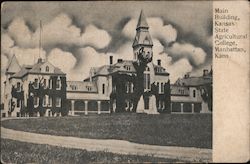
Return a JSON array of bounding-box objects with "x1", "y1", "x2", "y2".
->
[
  {"x1": 1, "y1": 56, "x2": 67, "y2": 117},
  {"x1": 170, "y1": 69, "x2": 213, "y2": 113},
  {"x1": 66, "y1": 10, "x2": 171, "y2": 115}
]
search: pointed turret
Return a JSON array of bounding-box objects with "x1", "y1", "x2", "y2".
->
[
  {"x1": 6, "y1": 54, "x2": 21, "y2": 74},
  {"x1": 133, "y1": 10, "x2": 153, "y2": 61},
  {"x1": 136, "y1": 10, "x2": 149, "y2": 30}
]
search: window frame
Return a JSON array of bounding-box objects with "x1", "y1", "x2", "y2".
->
[
  {"x1": 45, "y1": 66, "x2": 49, "y2": 72},
  {"x1": 102, "y1": 83, "x2": 105, "y2": 94},
  {"x1": 193, "y1": 90, "x2": 196, "y2": 98},
  {"x1": 56, "y1": 97, "x2": 61, "y2": 107},
  {"x1": 56, "y1": 77, "x2": 61, "y2": 90}
]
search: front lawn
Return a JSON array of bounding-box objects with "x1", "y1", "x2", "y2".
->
[
  {"x1": 2, "y1": 113, "x2": 212, "y2": 148},
  {"x1": 1, "y1": 139, "x2": 178, "y2": 163}
]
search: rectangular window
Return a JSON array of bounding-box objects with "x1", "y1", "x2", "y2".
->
[
  {"x1": 56, "y1": 97, "x2": 61, "y2": 107},
  {"x1": 147, "y1": 74, "x2": 150, "y2": 90},
  {"x1": 34, "y1": 78, "x2": 39, "y2": 89},
  {"x1": 17, "y1": 82, "x2": 21, "y2": 91},
  {"x1": 157, "y1": 82, "x2": 160, "y2": 93},
  {"x1": 34, "y1": 97, "x2": 39, "y2": 106},
  {"x1": 43, "y1": 96, "x2": 46, "y2": 106},
  {"x1": 17, "y1": 99, "x2": 21, "y2": 108},
  {"x1": 161, "y1": 83, "x2": 164, "y2": 93},
  {"x1": 193, "y1": 90, "x2": 196, "y2": 98},
  {"x1": 126, "y1": 82, "x2": 129, "y2": 93},
  {"x1": 49, "y1": 79, "x2": 52, "y2": 89},
  {"x1": 48, "y1": 96, "x2": 52, "y2": 107},
  {"x1": 56, "y1": 77, "x2": 61, "y2": 90},
  {"x1": 102, "y1": 84, "x2": 105, "y2": 94},
  {"x1": 43, "y1": 79, "x2": 47, "y2": 88},
  {"x1": 130, "y1": 83, "x2": 134, "y2": 93}
]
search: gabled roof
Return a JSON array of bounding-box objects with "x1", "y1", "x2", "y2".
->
[
  {"x1": 84, "y1": 60, "x2": 169, "y2": 81},
  {"x1": 175, "y1": 76, "x2": 212, "y2": 87},
  {"x1": 67, "y1": 81, "x2": 98, "y2": 93},
  {"x1": 28, "y1": 61, "x2": 65, "y2": 74},
  {"x1": 153, "y1": 64, "x2": 169, "y2": 75},
  {"x1": 6, "y1": 55, "x2": 21, "y2": 74},
  {"x1": 136, "y1": 10, "x2": 149, "y2": 29},
  {"x1": 9, "y1": 59, "x2": 65, "y2": 79},
  {"x1": 170, "y1": 85, "x2": 189, "y2": 96},
  {"x1": 11, "y1": 66, "x2": 29, "y2": 78}
]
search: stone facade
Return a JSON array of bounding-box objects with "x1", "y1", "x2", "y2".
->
[
  {"x1": 66, "y1": 10, "x2": 171, "y2": 115},
  {"x1": 2, "y1": 57, "x2": 67, "y2": 117}
]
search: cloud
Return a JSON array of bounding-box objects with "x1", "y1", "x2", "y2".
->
[
  {"x1": 47, "y1": 48, "x2": 77, "y2": 73},
  {"x1": 6, "y1": 14, "x2": 111, "y2": 50},
  {"x1": 12, "y1": 47, "x2": 47, "y2": 66},
  {"x1": 167, "y1": 42, "x2": 206, "y2": 66},
  {"x1": 7, "y1": 17, "x2": 33, "y2": 48},
  {"x1": 1, "y1": 55, "x2": 9, "y2": 71},
  {"x1": 72, "y1": 46, "x2": 112, "y2": 80},
  {"x1": 167, "y1": 58, "x2": 193, "y2": 83},
  {"x1": 82, "y1": 24, "x2": 111, "y2": 49},
  {"x1": 1, "y1": 33, "x2": 14, "y2": 55},
  {"x1": 152, "y1": 39, "x2": 172, "y2": 67},
  {"x1": 36, "y1": 13, "x2": 81, "y2": 48},
  {"x1": 112, "y1": 41, "x2": 134, "y2": 61},
  {"x1": 122, "y1": 17, "x2": 177, "y2": 44}
]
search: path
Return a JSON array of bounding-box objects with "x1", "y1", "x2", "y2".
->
[{"x1": 1, "y1": 118, "x2": 212, "y2": 162}]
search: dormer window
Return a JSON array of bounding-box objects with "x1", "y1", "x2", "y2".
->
[
  {"x1": 71, "y1": 85, "x2": 77, "y2": 90},
  {"x1": 124, "y1": 65, "x2": 131, "y2": 71},
  {"x1": 46, "y1": 66, "x2": 49, "y2": 72},
  {"x1": 86, "y1": 86, "x2": 92, "y2": 91}
]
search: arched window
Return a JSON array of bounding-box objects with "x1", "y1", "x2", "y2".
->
[
  {"x1": 46, "y1": 66, "x2": 49, "y2": 72},
  {"x1": 102, "y1": 83, "x2": 105, "y2": 94}
]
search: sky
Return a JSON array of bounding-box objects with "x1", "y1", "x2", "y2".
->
[{"x1": 1, "y1": 1, "x2": 213, "y2": 90}]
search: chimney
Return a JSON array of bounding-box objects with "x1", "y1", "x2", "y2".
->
[
  {"x1": 117, "y1": 59, "x2": 123, "y2": 63},
  {"x1": 109, "y1": 56, "x2": 113, "y2": 65},
  {"x1": 37, "y1": 58, "x2": 43, "y2": 63},
  {"x1": 90, "y1": 68, "x2": 93, "y2": 82},
  {"x1": 184, "y1": 73, "x2": 190, "y2": 78},
  {"x1": 157, "y1": 59, "x2": 161, "y2": 66},
  {"x1": 203, "y1": 69, "x2": 209, "y2": 76}
]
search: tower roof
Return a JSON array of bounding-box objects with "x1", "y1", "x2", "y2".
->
[
  {"x1": 133, "y1": 10, "x2": 153, "y2": 47},
  {"x1": 6, "y1": 54, "x2": 21, "y2": 74},
  {"x1": 136, "y1": 10, "x2": 149, "y2": 30}
]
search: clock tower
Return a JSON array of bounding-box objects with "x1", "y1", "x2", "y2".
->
[{"x1": 132, "y1": 10, "x2": 153, "y2": 63}]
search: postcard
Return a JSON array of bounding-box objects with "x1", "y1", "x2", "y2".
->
[{"x1": 1, "y1": 1, "x2": 249, "y2": 163}]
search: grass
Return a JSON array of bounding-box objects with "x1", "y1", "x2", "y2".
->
[
  {"x1": 2, "y1": 113, "x2": 212, "y2": 149},
  {"x1": 1, "y1": 139, "x2": 179, "y2": 163}
]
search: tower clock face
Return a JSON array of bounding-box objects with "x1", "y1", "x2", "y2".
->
[{"x1": 138, "y1": 47, "x2": 152, "y2": 63}]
